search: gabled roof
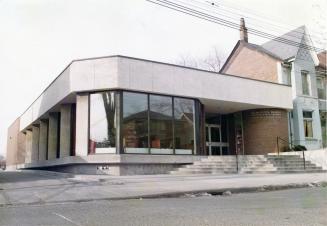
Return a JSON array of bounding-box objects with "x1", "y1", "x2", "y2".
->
[
  {"x1": 221, "y1": 25, "x2": 321, "y2": 73},
  {"x1": 220, "y1": 40, "x2": 282, "y2": 73},
  {"x1": 261, "y1": 26, "x2": 306, "y2": 60}
]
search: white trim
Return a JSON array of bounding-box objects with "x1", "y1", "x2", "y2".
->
[
  {"x1": 175, "y1": 149, "x2": 193, "y2": 154},
  {"x1": 95, "y1": 147, "x2": 116, "y2": 154},
  {"x1": 150, "y1": 148, "x2": 174, "y2": 154},
  {"x1": 124, "y1": 148, "x2": 148, "y2": 154}
]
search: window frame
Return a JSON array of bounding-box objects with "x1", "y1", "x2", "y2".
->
[
  {"x1": 301, "y1": 70, "x2": 311, "y2": 96},
  {"x1": 303, "y1": 110, "x2": 314, "y2": 138},
  {"x1": 89, "y1": 91, "x2": 118, "y2": 155},
  {"x1": 88, "y1": 89, "x2": 199, "y2": 155}
]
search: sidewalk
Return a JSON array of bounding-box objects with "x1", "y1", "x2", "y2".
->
[{"x1": 0, "y1": 170, "x2": 326, "y2": 206}]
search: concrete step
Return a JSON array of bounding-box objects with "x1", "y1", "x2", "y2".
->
[
  {"x1": 170, "y1": 170, "x2": 237, "y2": 175},
  {"x1": 185, "y1": 165, "x2": 237, "y2": 169},
  {"x1": 241, "y1": 166, "x2": 277, "y2": 170},
  {"x1": 179, "y1": 167, "x2": 237, "y2": 171},
  {"x1": 276, "y1": 166, "x2": 323, "y2": 170},
  {"x1": 169, "y1": 155, "x2": 325, "y2": 175},
  {"x1": 198, "y1": 159, "x2": 237, "y2": 162}
]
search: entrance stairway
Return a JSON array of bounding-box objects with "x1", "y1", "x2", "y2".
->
[{"x1": 170, "y1": 155, "x2": 325, "y2": 175}]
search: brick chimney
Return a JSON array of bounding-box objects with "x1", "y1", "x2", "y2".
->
[{"x1": 240, "y1": 18, "x2": 248, "y2": 42}]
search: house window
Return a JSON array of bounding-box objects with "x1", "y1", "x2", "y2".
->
[
  {"x1": 301, "y1": 71, "x2": 310, "y2": 95},
  {"x1": 303, "y1": 111, "x2": 313, "y2": 138},
  {"x1": 317, "y1": 77, "x2": 326, "y2": 99},
  {"x1": 321, "y1": 111, "x2": 327, "y2": 147}
]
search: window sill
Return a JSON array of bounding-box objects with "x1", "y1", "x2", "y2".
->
[{"x1": 305, "y1": 138, "x2": 317, "y2": 141}]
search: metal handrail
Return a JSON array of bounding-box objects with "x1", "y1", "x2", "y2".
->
[{"x1": 276, "y1": 136, "x2": 306, "y2": 170}]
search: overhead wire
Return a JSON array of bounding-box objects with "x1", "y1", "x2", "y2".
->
[{"x1": 146, "y1": 0, "x2": 325, "y2": 52}]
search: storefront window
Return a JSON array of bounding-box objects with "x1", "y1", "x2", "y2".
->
[
  {"x1": 174, "y1": 98, "x2": 195, "y2": 154},
  {"x1": 90, "y1": 90, "x2": 198, "y2": 155},
  {"x1": 122, "y1": 92, "x2": 148, "y2": 153},
  {"x1": 89, "y1": 92, "x2": 117, "y2": 154},
  {"x1": 149, "y1": 95, "x2": 173, "y2": 154}
]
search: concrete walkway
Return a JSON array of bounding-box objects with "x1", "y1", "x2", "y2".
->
[{"x1": 0, "y1": 170, "x2": 326, "y2": 206}]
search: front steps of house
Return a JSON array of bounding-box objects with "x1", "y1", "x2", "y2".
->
[{"x1": 170, "y1": 155, "x2": 325, "y2": 175}]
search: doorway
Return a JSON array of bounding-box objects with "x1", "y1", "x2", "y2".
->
[{"x1": 206, "y1": 124, "x2": 229, "y2": 155}]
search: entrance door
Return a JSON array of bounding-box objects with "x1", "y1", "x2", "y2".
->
[{"x1": 206, "y1": 124, "x2": 229, "y2": 155}]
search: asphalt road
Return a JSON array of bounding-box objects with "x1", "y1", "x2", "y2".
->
[{"x1": 0, "y1": 187, "x2": 326, "y2": 226}]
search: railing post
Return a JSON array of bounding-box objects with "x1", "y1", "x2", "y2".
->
[
  {"x1": 302, "y1": 149, "x2": 306, "y2": 170},
  {"x1": 276, "y1": 136, "x2": 280, "y2": 156},
  {"x1": 236, "y1": 150, "x2": 239, "y2": 173}
]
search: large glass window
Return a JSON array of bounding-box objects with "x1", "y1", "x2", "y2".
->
[
  {"x1": 122, "y1": 92, "x2": 148, "y2": 153},
  {"x1": 150, "y1": 95, "x2": 173, "y2": 154},
  {"x1": 174, "y1": 98, "x2": 195, "y2": 154},
  {"x1": 89, "y1": 92, "x2": 117, "y2": 154},
  {"x1": 90, "y1": 91, "x2": 198, "y2": 155},
  {"x1": 303, "y1": 111, "x2": 313, "y2": 138}
]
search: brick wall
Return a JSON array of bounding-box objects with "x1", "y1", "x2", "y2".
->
[
  {"x1": 222, "y1": 43, "x2": 280, "y2": 83},
  {"x1": 242, "y1": 109, "x2": 289, "y2": 154}
]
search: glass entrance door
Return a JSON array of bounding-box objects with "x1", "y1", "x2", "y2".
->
[{"x1": 206, "y1": 124, "x2": 229, "y2": 155}]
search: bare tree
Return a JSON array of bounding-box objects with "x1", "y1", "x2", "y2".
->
[
  {"x1": 175, "y1": 46, "x2": 225, "y2": 72},
  {"x1": 102, "y1": 92, "x2": 116, "y2": 146},
  {"x1": 176, "y1": 54, "x2": 199, "y2": 68},
  {"x1": 201, "y1": 46, "x2": 223, "y2": 72}
]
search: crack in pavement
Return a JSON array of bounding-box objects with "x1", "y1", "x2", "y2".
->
[{"x1": 52, "y1": 212, "x2": 83, "y2": 226}]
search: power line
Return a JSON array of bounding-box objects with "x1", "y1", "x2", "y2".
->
[
  {"x1": 146, "y1": 0, "x2": 325, "y2": 52},
  {"x1": 175, "y1": 0, "x2": 322, "y2": 46},
  {"x1": 199, "y1": 0, "x2": 325, "y2": 41},
  {"x1": 207, "y1": 0, "x2": 324, "y2": 37},
  {"x1": 150, "y1": 0, "x2": 321, "y2": 51}
]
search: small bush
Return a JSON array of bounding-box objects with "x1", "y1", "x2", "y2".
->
[{"x1": 292, "y1": 145, "x2": 307, "y2": 151}]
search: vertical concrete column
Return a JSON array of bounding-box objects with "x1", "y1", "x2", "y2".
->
[
  {"x1": 75, "y1": 94, "x2": 89, "y2": 156},
  {"x1": 38, "y1": 120, "x2": 48, "y2": 161},
  {"x1": 60, "y1": 104, "x2": 72, "y2": 158},
  {"x1": 31, "y1": 126, "x2": 40, "y2": 162},
  {"x1": 25, "y1": 130, "x2": 33, "y2": 164},
  {"x1": 48, "y1": 112, "x2": 60, "y2": 160}
]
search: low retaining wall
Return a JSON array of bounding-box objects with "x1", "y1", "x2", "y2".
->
[{"x1": 11, "y1": 154, "x2": 204, "y2": 176}]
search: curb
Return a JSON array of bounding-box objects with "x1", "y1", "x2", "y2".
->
[{"x1": 1, "y1": 181, "x2": 326, "y2": 208}]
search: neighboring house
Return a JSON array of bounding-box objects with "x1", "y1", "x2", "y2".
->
[{"x1": 221, "y1": 18, "x2": 327, "y2": 150}]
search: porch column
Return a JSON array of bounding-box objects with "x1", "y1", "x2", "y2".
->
[
  {"x1": 31, "y1": 125, "x2": 40, "y2": 162},
  {"x1": 48, "y1": 112, "x2": 60, "y2": 160},
  {"x1": 25, "y1": 130, "x2": 33, "y2": 164},
  {"x1": 38, "y1": 120, "x2": 48, "y2": 161},
  {"x1": 75, "y1": 94, "x2": 89, "y2": 157},
  {"x1": 60, "y1": 104, "x2": 72, "y2": 158}
]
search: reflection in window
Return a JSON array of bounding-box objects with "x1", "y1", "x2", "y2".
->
[
  {"x1": 150, "y1": 95, "x2": 173, "y2": 154},
  {"x1": 174, "y1": 98, "x2": 195, "y2": 154},
  {"x1": 122, "y1": 92, "x2": 148, "y2": 153},
  {"x1": 89, "y1": 92, "x2": 116, "y2": 154}
]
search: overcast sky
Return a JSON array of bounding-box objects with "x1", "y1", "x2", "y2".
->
[{"x1": 0, "y1": 0, "x2": 326, "y2": 157}]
